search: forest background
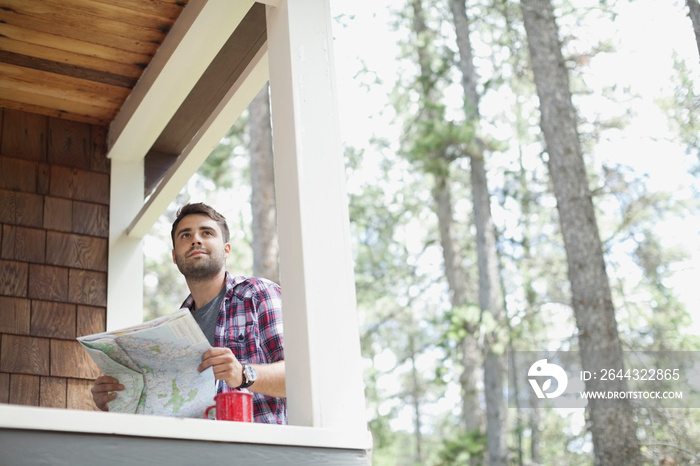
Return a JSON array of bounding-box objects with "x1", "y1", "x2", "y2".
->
[{"x1": 142, "y1": 0, "x2": 700, "y2": 464}]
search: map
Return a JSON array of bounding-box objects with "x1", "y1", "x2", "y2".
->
[{"x1": 77, "y1": 309, "x2": 216, "y2": 418}]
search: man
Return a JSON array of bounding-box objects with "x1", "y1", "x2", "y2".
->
[{"x1": 91, "y1": 203, "x2": 287, "y2": 424}]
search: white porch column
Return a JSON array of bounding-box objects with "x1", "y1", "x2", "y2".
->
[
  {"x1": 107, "y1": 159, "x2": 144, "y2": 330},
  {"x1": 266, "y1": 1, "x2": 367, "y2": 431}
]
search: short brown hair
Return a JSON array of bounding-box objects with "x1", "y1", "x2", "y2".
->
[{"x1": 171, "y1": 203, "x2": 230, "y2": 245}]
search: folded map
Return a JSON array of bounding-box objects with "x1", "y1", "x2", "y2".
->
[{"x1": 77, "y1": 309, "x2": 216, "y2": 418}]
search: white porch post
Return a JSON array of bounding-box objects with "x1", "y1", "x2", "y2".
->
[
  {"x1": 266, "y1": 0, "x2": 367, "y2": 431},
  {"x1": 107, "y1": 159, "x2": 144, "y2": 330}
]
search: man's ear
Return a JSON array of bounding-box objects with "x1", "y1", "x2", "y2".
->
[
  {"x1": 224, "y1": 243, "x2": 231, "y2": 257},
  {"x1": 171, "y1": 249, "x2": 176, "y2": 263}
]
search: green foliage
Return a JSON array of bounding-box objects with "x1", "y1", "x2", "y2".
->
[
  {"x1": 197, "y1": 116, "x2": 249, "y2": 188},
  {"x1": 404, "y1": 117, "x2": 481, "y2": 177},
  {"x1": 659, "y1": 54, "x2": 700, "y2": 174},
  {"x1": 444, "y1": 303, "x2": 481, "y2": 343},
  {"x1": 584, "y1": 161, "x2": 700, "y2": 350},
  {"x1": 536, "y1": 410, "x2": 592, "y2": 465},
  {"x1": 144, "y1": 253, "x2": 186, "y2": 320},
  {"x1": 637, "y1": 408, "x2": 700, "y2": 465},
  {"x1": 370, "y1": 429, "x2": 423, "y2": 466},
  {"x1": 434, "y1": 428, "x2": 487, "y2": 466},
  {"x1": 390, "y1": 0, "x2": 481, "y2": 178}
]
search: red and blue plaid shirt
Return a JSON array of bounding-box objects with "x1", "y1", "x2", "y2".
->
[{"x1": 181, "y1": 272, "x2": 286, "y2": 424}]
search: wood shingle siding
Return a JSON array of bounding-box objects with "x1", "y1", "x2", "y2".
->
[
  {"x1": 76, "y1": 305, "x2": 105, "y2": 338},
  {"x1": 0, "y1": 260, "x2": 28, "y2": 296},
  {"x1": 1, "y1": 225, "x2": 46, "y2": 263},
  {"x1": 46, "y1": 231, "x2": 108, "y2": 272},
  {"x1": 50, "y1": 340, "x2": 100, "y2": 379},
  {"x1": 73, "y1": 201, "x2": 108, "y2": 237},
  {"x1": 0, "y1": 191, "x2": 43, "y2": 226},
  {"x1": 40, "y1": 375, "x2": 67, "y2": 408},
  {"x1": 0, "y1": 107, "x2": 108, "y2": 410},
  {"x1": 31, "y1": 301, "x2": 76, "y2": 340},
  {"x1": 0, "y1": 372, "x2": 8, "y2": 403},
  {"x1": 0, "y1": 334, "x2": 50, "y2": 375},
  {"x1": 0, "y1": 109, "x2": 46, "y2": 161},
  {"x1": 9, "y1": 374, "x2": 40, "y2": 405},
  {"x1": 68, "y1": 269, "x2": 107, "y2": 307},
  {"x1": 48, "y1": 117, "x2": 92, "y2": 169},
  {"x1": 67, "y1": 378, "x2": 98, "y2": 410},
  {"x1": 0, "y1": 158, "x2": 39, "y2": 192},
  {"x1": 43, "y1": 196, "x2": 73, "y2": 232},
  {"x1": 27, "y1": 264, "x2": 68, "y2": 301},
  {"x1": 49, "y1": 166, "x2": 109, "y2": 204},
  {"x1": 0, "y1": 297, "x2": 30, "y2": 334}
]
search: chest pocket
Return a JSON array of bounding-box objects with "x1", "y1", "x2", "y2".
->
[
  {"x1": 234, "y1": 313, "x2": 247, "y2": 343},
  {"x1": 232, "y1": 316, "x2": 257, "y2": 360}
]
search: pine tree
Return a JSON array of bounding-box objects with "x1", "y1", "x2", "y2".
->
[
  {"x1": 249, "y1": 85, "x2": 279, "y2": 282},
  {"x1": 448, "y1": 1, "x2": 507, "y2": 463},
  {"x1": 520, "y1": 0, "x2": 642, "y2": 463}
]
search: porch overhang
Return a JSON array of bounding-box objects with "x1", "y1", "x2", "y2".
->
[{"x1": 108, "y1": 1, "x2": 268, "y2": 237}]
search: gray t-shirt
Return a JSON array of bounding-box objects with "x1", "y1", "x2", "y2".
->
[{"x1": 191, "y1": 286, "x2": 226, "y2": 347}]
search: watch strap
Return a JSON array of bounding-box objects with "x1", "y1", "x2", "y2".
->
[{"x1": 238, "y1": 364, "x2": 254, "y2": 389}]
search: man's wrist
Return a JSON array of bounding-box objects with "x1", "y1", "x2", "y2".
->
[{"x1": 238, "y1": 363, "x2": 257, "y2": 389}]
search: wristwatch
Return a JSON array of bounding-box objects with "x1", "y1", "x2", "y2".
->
[{"x1": 238, "y1": 364, "x2": 257, "y2": 389}]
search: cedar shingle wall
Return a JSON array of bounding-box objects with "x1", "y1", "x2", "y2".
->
[{"x1": 0, "y1": 108, "x2": 108, "y2": 410}]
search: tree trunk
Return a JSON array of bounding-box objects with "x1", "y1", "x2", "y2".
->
[
  {"x1": 518, "y1": 154, "x2": 542, "y2": 465},
  {"x1": 508, "y1": 348, "x2": 524, "y2": 466},
  {"x1": 410, "y1": 0, "x2": 486, "y2": 445},
  {"x1": 249, "y1": 85, "x2": 279, "y2": 283},
  {"x1": 449, "y1": 1, "x2": 507, "y2": 464},
  {"x1": 409, "y1": 335, "x2": 424, "y2": 464},
  {"x1": 471, "y1": 155, "x2": 507, "y2": 466},
  {"x1": 520, "y1": 1, "x2": 641, "y2": 464},
  {"x1": 433, "y1": 176, "x2": 484, "y2": 436},
  {"x1": 687, "y1": 0, "x2": 700, "y2": 60}
]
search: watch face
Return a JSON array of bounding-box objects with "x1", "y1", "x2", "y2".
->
[{"x1": 245, "y1": 364, "x2": 257, "y2": 382}]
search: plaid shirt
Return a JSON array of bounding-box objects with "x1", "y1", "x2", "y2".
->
[{"x1": 181, "y1": 272, "x2": 286, "y2": 424}]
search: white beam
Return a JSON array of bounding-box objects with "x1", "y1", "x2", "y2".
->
[
  {"x1": 107, "y1": 159, "x2": 144, "y2": 330},
  {"x1": 0, "y1": 404, "x2": 373, "y2": 450},
  {"x1": 266, "y1": 0, "x2": 368, "y2": 431},
  {"x1": 126, "y1": 45, "x2": 270, "y2": 239},
  {"x1": 107, "y1": 0, "x2": 254, "y2": 162}
]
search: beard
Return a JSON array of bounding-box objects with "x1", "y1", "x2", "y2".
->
[{"x1": 174, "y1": 247, "x2": 226, "y2": 282}]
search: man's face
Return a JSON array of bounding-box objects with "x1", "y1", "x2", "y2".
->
[{"x1": 171, "y1": 214, "x2": 231, "y2": 282}]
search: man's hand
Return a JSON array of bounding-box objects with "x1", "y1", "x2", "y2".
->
[
  {"x1": 91, "y1": 375, "x2": 124, "y2": 411},
  {"x1": 198, "y1": 347, "x2": 243, "y2": 388}
]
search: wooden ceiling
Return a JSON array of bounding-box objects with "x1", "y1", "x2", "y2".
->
[
  {"x1": 0, "y1": 0, "x2": 269, "y2": 195},
  {"x1": 0, "y1": 0, "x2": 190, "y2": 127}
]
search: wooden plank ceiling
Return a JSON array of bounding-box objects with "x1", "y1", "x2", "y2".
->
[
  {"x1": 0, "y1": 0, "x2": 268, "y2": 194},
  {"x1": 0, "y1": 0, "x2": 190, "y2": 126}
]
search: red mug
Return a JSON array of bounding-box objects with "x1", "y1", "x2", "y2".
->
[{"x1": 204, "y1": 391, "x2": 253, "y2": 422}]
